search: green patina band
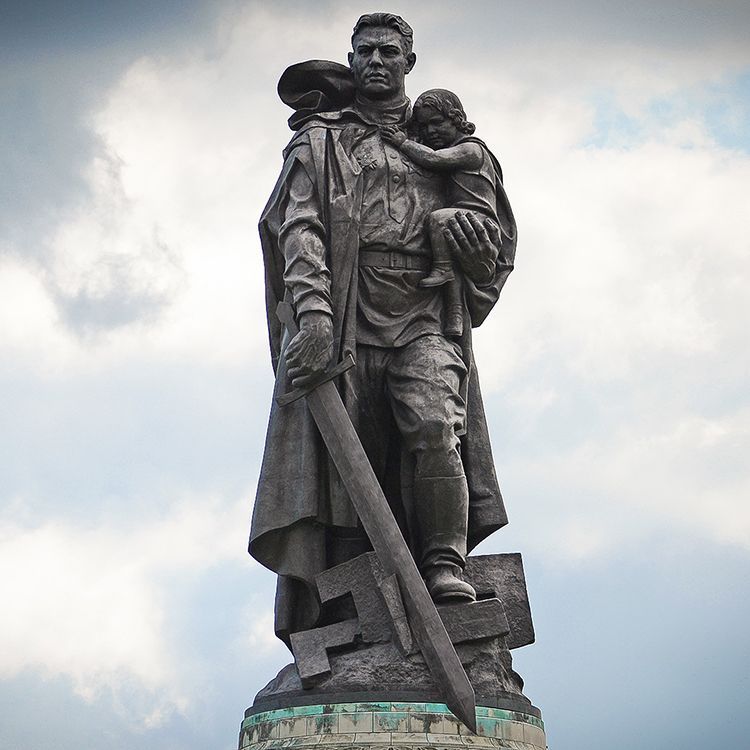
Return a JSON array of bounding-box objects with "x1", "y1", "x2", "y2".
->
[{"x1": 240, "y1": 702, "x2": 545, "y2": 731}]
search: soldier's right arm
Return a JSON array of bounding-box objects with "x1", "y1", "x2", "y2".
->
[
  {"x1": 277, "y1": 147, "x2": 334, "y2": 385},
  {"x1": 278, "y1": 155, "x2": 333, "y2": 319}
]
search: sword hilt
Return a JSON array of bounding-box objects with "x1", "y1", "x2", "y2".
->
[{"x1": 276, "y1": 300, "x2": 299, "y2": 337}]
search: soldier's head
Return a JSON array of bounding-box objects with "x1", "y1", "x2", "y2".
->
[{"x1": 348, "y1": 13, "x2": 416, "y2": 101}]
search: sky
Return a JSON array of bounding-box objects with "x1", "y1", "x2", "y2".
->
[{"x1": 1, "y1": 1, "x2": 749, "y2": 748}]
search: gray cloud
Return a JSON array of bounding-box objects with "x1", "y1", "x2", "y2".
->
[
  {"x1": 0, "y1": 0, "x2": 215, "y2": 56},
  {"x1": 0, "y1": 560, "x2": 283, "y2": 750},
  {"x1": 0, "y1": 56, "x2": 97, "y2": 252},
  {"x1": 265, "y1": 0, "x2": 750, "y2": 60},
  {"x1": 0, "y1": 362, "x2": 271, "y2": 527},
  {"x1": 0, "y1": 0, "x2": 224, "y2": 258},
  {"x1": 516, "y1": 541, "x2": 750, "y2": 750}
]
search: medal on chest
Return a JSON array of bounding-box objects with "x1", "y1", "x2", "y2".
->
[{"x1": 355, "y1": 143, "x2": 379, "y2": 172}]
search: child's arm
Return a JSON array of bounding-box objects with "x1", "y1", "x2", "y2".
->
[
  {"x1": 400, "y1": 140, "x2": 482, "y2": 172},
  {"x1": 380, "y1": 126, "x2": 482, "y2": 171}
]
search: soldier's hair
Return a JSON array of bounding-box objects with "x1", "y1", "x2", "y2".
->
[
  {"x1": 352, "y1": 13, "x2": 414, "y2": 55},
  {"x1": 413, "y1": 89, "x2": 476, "y2": 135}
]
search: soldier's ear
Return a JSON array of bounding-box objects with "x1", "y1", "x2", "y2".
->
[
  {"x1": 405, "y1": 52, "x2": 416, "y2": 74},
  {"x1": 348, "y1": 52, "x2": 354, "y2": 69}
]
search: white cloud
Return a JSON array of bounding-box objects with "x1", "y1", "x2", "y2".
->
[
  {"x1": 9, "y1": 1, "x2": 747, "y2": 379},
  {"x1": 496, "y1": 405, "x2": 750, "y2": 565},
  {"x1": 0, "y1": 494, "x2": 257, "y2": 726},
  {"x1": 237, "y1": 604, "x2": 287, "y2": 659},
  {"x1": 0, "y1": 257, "x2": 72, "y2": 367},
  {"x1": 436, "y1": 43, "x2": 750, "y2": 563},
  {"x1": 469, "y1": 107, "x2": 749, "y2": 390},
  {"x1": 1, "y1": 6, "x2": 318, "y2": 377},
  {"x1": 45, "y1": 149, "x2": 185, "y2": 332}
]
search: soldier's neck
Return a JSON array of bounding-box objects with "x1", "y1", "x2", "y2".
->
[{"x1": 354, "y1": 92, "x2": 410, "y2": 125}]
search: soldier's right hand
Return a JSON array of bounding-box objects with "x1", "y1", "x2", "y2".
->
[{"x1": 284, "y1": 311, "x2": 334, "y2": 388}]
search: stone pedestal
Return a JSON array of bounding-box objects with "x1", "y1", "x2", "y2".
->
[
  {"x1": 239, "y1": 700, "x2": 546, "y2": 750},
  {"x1": 239, "y1": 553, "x2": 546, "y2": 748}
]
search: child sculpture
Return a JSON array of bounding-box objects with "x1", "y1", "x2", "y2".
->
[{"x1": 381, "y1": 89, "x2": 503, "y2": 337}]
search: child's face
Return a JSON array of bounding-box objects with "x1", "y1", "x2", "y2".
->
[{"x1": 415, "y1": 105, "x2": 461, "y2": 149}]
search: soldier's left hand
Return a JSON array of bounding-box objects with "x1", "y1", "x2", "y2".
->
[{"x1": 443, "y1": 212, "x2": 500, "y2": 285}]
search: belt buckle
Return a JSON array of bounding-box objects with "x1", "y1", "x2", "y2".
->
[{"x1": 389, "y1": 251, "x2": 406, "y2": 270}]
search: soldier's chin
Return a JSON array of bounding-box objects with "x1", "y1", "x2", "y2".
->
[{"x1": 361, "y1": 80, "x2": 393, "y2": 98}]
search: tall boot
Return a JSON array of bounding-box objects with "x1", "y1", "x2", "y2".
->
[{"x1": 412, "y1": 475, "x2": 476, "y2": 603}]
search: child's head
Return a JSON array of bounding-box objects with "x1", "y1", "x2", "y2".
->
[{"x1": 413, "y1": 89, "x2": 476, "y2": 148}]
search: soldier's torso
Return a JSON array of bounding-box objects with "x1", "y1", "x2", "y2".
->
[
  {"x1": 340, "y1": 122, "x2": 447, "y2": 348},
  {"x1": 343, "y1": 124, "x2": 445, "y2": 254}
]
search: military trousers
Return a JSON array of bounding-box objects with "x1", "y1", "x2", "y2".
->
[{"x1": 348, "y1": 333, "x2": 470, "y2": 572}]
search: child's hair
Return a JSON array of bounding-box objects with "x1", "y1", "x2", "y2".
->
[{"x1": 413, "y1": 89, "x2": 476, "y2": 135}]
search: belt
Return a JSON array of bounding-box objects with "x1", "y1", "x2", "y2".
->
[{"x1": 358, "y1": 249, "x2": 430, "y2": 271}]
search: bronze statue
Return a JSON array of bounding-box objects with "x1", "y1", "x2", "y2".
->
[
  {"x1": 239, "y1": 16, "x2": 550, "y2": 745},
  {"x1": 250, "y1": 10, "x2": 516, "y2": 644}
]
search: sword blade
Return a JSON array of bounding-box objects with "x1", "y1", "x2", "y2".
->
[{"x1": 304, "y1": 377, "x2": 477, "y2": 732}]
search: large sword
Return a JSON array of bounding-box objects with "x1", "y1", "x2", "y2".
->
[{"x1": 276, "y1": 301, "x2": 477, "y2": 733}]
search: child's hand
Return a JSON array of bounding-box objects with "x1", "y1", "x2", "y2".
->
[{"x1": 380, "y1": 125, "x2": 407, "y2": 146}]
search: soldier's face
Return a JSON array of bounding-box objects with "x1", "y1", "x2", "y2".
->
[{"x1": 348, "y1": 27, "x2": 415, "y2": 100}]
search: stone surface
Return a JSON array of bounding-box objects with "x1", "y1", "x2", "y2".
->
[
  {"x1": 239, "y1": 702, "x2": 545, "y2": 750},
  {"x1": 378, "y1": 572, "x2": 413, "y2": 654},
  {"x1": 316, "y1": 553, "x2": 393, "y2": 644},
  {"x1": 256, "y1": 638, "x2": 524, "y2": 706},
  {"x1": 312, "y1": 552, "x2": 513, "y2": 656},
  {"x1": 439, "y1": 598, "x2": 509, "y2": 645},
  {"x1": 463, "y1": 555, "x2": 534, "y2": 649},
  {"x1": 260, "y1": 553, "x2": 527, "y2": 711},
  {"x1": 290, "y1": 619, "x2": 359, "y2": 685}
]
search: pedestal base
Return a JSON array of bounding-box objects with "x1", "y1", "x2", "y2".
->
[{"x1": 239, "y1": 701, "x2": 546, "y2": 750}]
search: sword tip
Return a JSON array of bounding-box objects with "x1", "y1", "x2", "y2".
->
[
  {"x1": 448, "y1": 695, "x2": 477, "y2": 735},
  {"x1": 463, "y1": 711, "x2": 478, "y2": 735}
]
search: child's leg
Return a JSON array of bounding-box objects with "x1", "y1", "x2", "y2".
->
[
  {"x1": 421, "y1": 208, "x2": 457, "y2": 288},
  {"x1": 424, "y1": 209, "x2": 464, "y2": 335},
  {"x1": 444, "y1": 278, "x2": 464, "y2": 337},
  {"x1": 428, "y1": 208, "x2": 457, "y2": 265}
]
